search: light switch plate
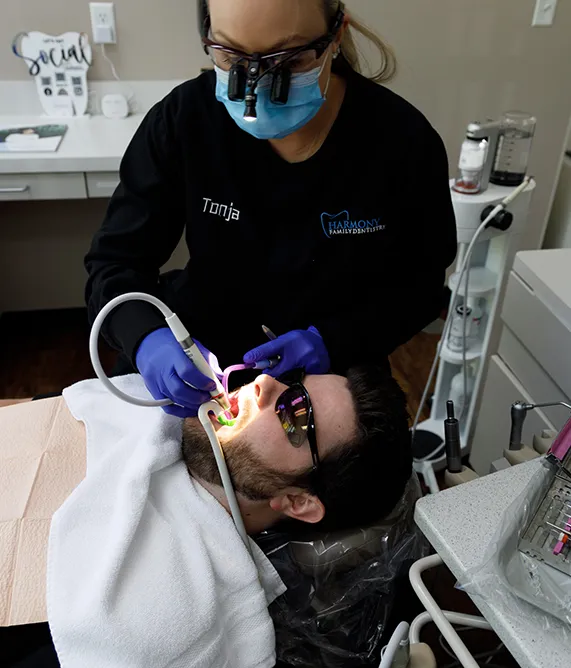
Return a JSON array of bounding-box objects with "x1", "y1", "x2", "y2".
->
[{"x1": 532, "y1": 0, "x2": 558, "y2": 26}]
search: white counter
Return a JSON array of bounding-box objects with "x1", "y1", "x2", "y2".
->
[
  {"x1": 415, "y1": 460, "x2": 571, "y2": 668},
  {"x1": 0, "y1": 114, "x2": 144, "y2": 174}
]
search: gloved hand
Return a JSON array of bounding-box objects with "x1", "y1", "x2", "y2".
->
[
  {"x1": 243, "y1": 326, "x2": 330, "y2": 378},
  {"x1": 136, "y1": 327, "x2": 221, "y2": 418}
]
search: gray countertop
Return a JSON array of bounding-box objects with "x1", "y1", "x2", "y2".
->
[{"x1": 415, "y1": 459, "x2": 571, "y2": 667}]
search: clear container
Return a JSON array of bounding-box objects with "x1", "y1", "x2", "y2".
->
[
  {"x1": 452, "y1": 137, "x2": 489, "y2": 194},
  {"x1": 490, "y1": 111, "x2": 536, "y2": 186},
  {"x1": 448, "y1": 304, "x2": 473, "y2": 352}
]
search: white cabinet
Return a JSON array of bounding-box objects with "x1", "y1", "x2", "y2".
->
[
  {"x1": 85, "y1": 172, "x2": 120, "y2": 198},
  {"x1": 471, "y1": 249, "x2": 571, "y2": 475},
  {"x1": 502, "y1": 270, "x2": 571, "y2": 398},
  {"x1": 0, "y1": 173, "x2": 87, "y2": 201},
  {"x1": 0, "y1": 171, "x2": 121, "y2": 201},
  {"x1": 544, "y1": 155, "x2": 571, "y2": 249}
]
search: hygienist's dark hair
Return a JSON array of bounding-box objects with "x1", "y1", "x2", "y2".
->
[{"x1": 296, "y1": 365, "x2": 412, "y2": 533}]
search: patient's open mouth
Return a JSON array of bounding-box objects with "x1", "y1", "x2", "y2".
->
[{"x1": 229, "y1": 392, "x2": 240, "y2": 418}]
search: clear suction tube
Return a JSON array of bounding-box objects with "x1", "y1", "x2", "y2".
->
[{"x1": 490, "y1": 111, "x2": 536, "y2": 187}]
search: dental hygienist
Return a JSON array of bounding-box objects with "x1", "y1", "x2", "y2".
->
[{"x1": 85, "y1": 0, "x2": 457, "y2": 418}]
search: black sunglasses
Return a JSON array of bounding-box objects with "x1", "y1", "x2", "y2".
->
[{"x1": 275, "y1": 368, "x2": 320, "y2": 472}]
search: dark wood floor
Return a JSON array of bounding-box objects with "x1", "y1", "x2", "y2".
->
[
  {"x1": 0, "y1": 308, "x2": 518, "y2": 666},
  {"x1": 0, "y1": 308, "x2": 117, "y2": 399}
]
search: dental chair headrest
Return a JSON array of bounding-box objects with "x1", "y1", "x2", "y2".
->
[
  {"x1": 283, "y1": 474, "x2": 420, "y2": 577},
  {"x1": 258, "y1": 473, "x2": 423, "y2": 592},
  {"x1": 259, "y1": 474, "x2": 426, "y2": 667}
]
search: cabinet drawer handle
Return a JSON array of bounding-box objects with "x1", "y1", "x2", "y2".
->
[{"x1": 0, "y1": 186, "x2": 29, "y2": 193}]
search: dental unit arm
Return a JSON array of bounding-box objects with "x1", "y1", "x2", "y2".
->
[
  {"x1": 89, "y1": 292, "x2": 231, "y2": 416},
  {"x1": 89, "y1": 292, "x2": 278, "y2": 419},
  {"x1": 89, "y1": 292, "x2": 253, "y2": 553}
]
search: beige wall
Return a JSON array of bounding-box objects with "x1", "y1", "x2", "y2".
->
[
  {"x1": 1, "y1": 0, "x2": 571, "y2": 309},
  {"x1": 1, "y1": 0, "x2": 209, "y2": 81},
  {"x1": 349, "y1": 0, "x2": 571, "y2": 252}
]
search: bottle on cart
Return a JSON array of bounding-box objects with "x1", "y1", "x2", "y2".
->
[
  {"x1": 452, "y1": 135, "x2": 489, "y2": 194},
  {"x1": 448, "y1": 304, "x2": 473, "y2": 352}
]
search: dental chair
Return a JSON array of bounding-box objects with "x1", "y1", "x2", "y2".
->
[{"x1": 257, "y1": 475, "x2": 428, "y2": 668}]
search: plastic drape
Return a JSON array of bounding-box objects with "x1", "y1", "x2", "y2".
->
[
  {"x1": 458, "y1": 458, "x2": 571, "y2": 641},
  {"x1": 256, "y1": 475, "x2": 429, "y2": 667}
]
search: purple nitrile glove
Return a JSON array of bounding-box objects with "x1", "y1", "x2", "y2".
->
[
  {"x1": 243, "y1": 326, "x2": 330, "y2": 378},
  {"x1": 136, "y1": 327, "x2": 221, "y2": 418}
]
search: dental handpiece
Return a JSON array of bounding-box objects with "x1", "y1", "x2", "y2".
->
[
  {"x1": 509, "y1": 401, "x2": 530, "y2": 451},
  {"x1": 162, "y1": 312, "x2": 231, "y2": 413},
  {"x1": 178, "y1": 336, "x2": 231, "y2": 413},
  {"x1": 444, "y1": 401, "x2": 462, "y2": 474},
  {"x1": 259, "y1": 325, "x2": 280, "y2": 370}
]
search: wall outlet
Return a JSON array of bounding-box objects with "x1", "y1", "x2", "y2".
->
[
  {"x1": 532, "y1": 0, "x2": 558, "y2": 26},
  {"x1": 89, "y1": 2, "x2": 117, "y2": 44}
]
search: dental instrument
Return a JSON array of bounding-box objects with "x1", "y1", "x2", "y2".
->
[
  {"x1": 89, "y1": 292, "x2": 234, "y2": 424},
  {"x1": 221, "y1": 325, "x2": 282, "y2": 393},
  {"x1": 221, "y1": 358, "x2": 280, "y2": 394},
  {"x1": 444, "y1": 401, "x2": 462, "y2": 474},
  {"x1": 509, "y1": 400, "x2": 571, "y2": 451},
  {"x1": 443, "y1": 401, "x2": 479, "y2": 488},
  {"x1": 518, "y1": 448, "x2": 571, "y2": 577},
  {"x1": 262, "y1": 325, "x2": 277, "y2": 341}
]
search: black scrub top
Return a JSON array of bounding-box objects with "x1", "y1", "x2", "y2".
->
[{"x1": 85, "y1": 65, "x2": 457, "y2": 374}]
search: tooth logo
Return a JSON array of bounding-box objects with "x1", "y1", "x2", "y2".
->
[
  {"x1": 321, "y1": 210, "x2": 385, "y2": 238},
  {"x1": 321, "y1": 211, "x2": 349, "y2": 239}
]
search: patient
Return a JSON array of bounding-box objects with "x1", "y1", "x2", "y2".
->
[
  {"x1": 184, "y1": 366, "x2": 412, "y2": 534},
  {"x1": 1, "y1": 366, "x2": 412, "y2": 668}
]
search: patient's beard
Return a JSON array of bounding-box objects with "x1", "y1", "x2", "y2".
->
[{"x1": 182, "y1": 420, "x2": 304, "y2": 502}]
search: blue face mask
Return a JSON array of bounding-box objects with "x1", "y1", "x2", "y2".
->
[{"x1": 215, "y1": 54, "x2": 331, "y2": 140}]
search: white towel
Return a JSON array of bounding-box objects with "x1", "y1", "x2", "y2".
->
[{"x1": 47, "y1": 374, "x2": 286, "y2": 668}]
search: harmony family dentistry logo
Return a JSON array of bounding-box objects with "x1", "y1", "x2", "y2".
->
[{"x1": 321, "y1": 211, "x2": 385, "y2": 238}]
